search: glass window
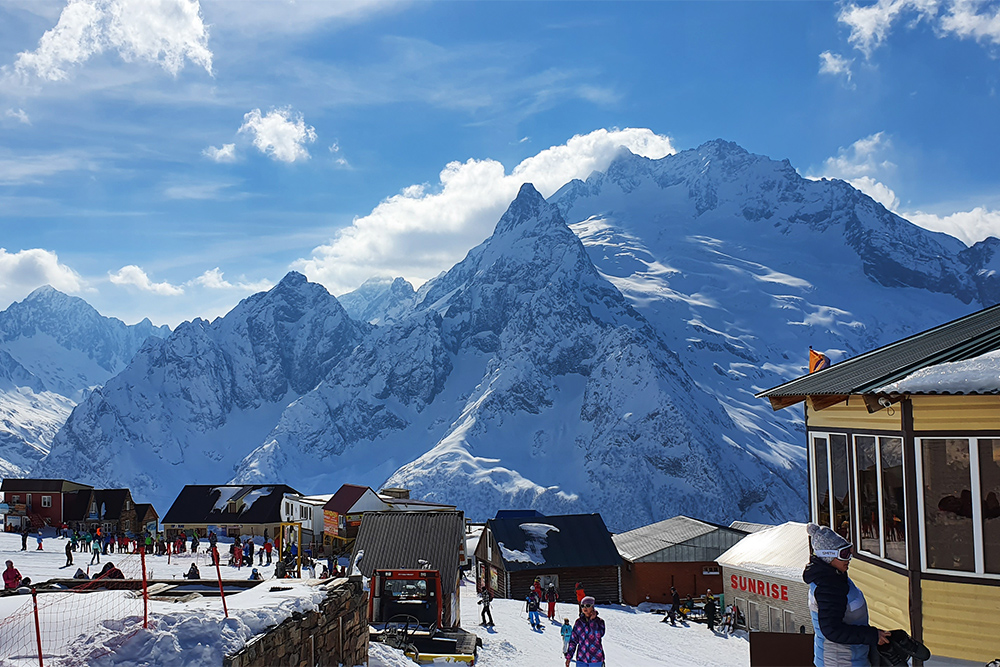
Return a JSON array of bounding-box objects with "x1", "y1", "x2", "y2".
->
[
  {"x1": 922, "y1": 439, "x2": 975, "y2": 572},
  {"x1": 880, "y1": 437, "x2": 906, "y2": 564},
  {"x1": 41, "y1": 496, "x2": 52, "y2": 508},
  {"x1": 768, "y1": 606, "x2": 783, "y2": 633},
  {"x1": 856, "y1": 436, "x2": 880, "y2": 556},
  {"x1": 979, "y1": 439, "x2": 1000, "y2": 574},
  {"x1": 813, "y1": 435, "x2": 830, "y2": 528},
  {"x1": 783, "y1": 609, "x2": 796, "y2": 634},
  {"x1": 831, "y1": 434, "x2": 851, "y2": 539},
  {"x1": 748, "y1": 601, "x2": 760, "y2": 631}
]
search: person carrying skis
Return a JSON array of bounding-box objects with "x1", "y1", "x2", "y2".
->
[
  {"x1": 3, "y1": 560, "x2": 22, "y2": 590},
  {"x1": 525, "y1": 589, "x2": 542, "y2": 629},
  {"x1": 565, "y1": 596, "x2": 605, "y2": 667},
  {"x1": 545, "y1": 582, "x2": 559, "y2": 620},
  {"x1": 478, "y1": 586, "x2": 494, "y2": 627}
]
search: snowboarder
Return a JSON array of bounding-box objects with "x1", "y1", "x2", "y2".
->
[
  {"x1": 186, "y1": 563, "x2": 201, "y2": 580},
  {"x1": 478, "y1": 586, "x2": 494, "y2": 626},
  {"x1": 545, "y1": 582, "x2": 559, "y2": 620},
  {"x1": 65, "y1": 539, "x2": 73, "y2": 567},
  {"x1": 525, "y1": 589, "x2": 542, "y2": 629},
  {"x1": 3, "y1": 560, "x2": 22, "y2": 590},
  {"x1": 663, "y1": 586, "x2": 680, "y2": 625},
  {"x1": 565, "y1": 596, "x2": 605, "y2": 667},
  {"x1": 560, "y1": 617, "x2": 572, "y2": 655}
]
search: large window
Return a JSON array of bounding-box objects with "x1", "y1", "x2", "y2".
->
[
  {"x1": 853, "y1": 435, "x2": 906, "y2": 565},
  {"x1": 920, "y1": 438, "x2": 1000, "y2": 576},
  {"x1": 811, "y1": 433, "x2": 852, "y2": 539}
]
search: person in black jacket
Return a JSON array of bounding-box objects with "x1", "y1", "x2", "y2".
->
[
  {"x1": 705, "y1": 592, "x2": 718, "y2": 631},
  {"x1": 803, "y1": 523, "x2": 889, "y2": 666},
  {"x1": 663, "y1": 586, "x2": 681, "y2": 625}
]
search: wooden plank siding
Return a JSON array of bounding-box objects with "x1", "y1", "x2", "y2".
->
[
  {"x1": 921, "y1": 578, "x2": 1000, "y2": 663},
  {"x1": 510, "y1": 566, "x2": 620, "y2": 605},
  {"x1": 910, "y1": 394, "x2": 1000, "y2": 431},
  {"x1": 806, "y1": 398, "x2": 901, "y2": 431},
  {"x1": 847, "y1": 559, "x2": 909, "y2": 632}
]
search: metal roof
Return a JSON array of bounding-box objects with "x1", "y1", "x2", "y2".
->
[
  {"x1": 0, "y1": 479, "x2": 93, "y2": 493},
  {"x1": 729, "y1": 521, "x2": 775, "y2": 534},
  {"x1": 612, "y1": 516, "x2": 744, "y2": 562},
  {"x1": 324, "y1": 484, "x2": 376, "y2": 515},
  {"x1": 350, "y1": 510, "x2": 465, "y2": 585},
  {"x1": 715, "y1": 522, "x2": 809, "y2": 582},
  {"x1": 161, "y1": 484, "x2": 299, "y2": 524},
  {"x1": 756, "y1": 302, "x2": 1000, "y2": 400},
  {"x1": 486, "y1": 513, "x2": 621, "y2": 572}
]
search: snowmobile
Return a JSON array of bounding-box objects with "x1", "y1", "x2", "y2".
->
[{"x1": 368, "y1": 569, "x2": 479, "y2": 664}]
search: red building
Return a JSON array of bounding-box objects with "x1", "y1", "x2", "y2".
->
[{"x1": 1, "y1": 478, "x2": 93, "y2": 531}]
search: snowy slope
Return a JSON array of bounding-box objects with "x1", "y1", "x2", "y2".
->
[
  {"x1": 0, "y1": 288, "x2": 169, "y2": 477},
  {"x1": 234, "y1": 184, "x2": 807, "y2": 530},
  {"x1": 35, "y1": 273, "x2": 368, "y2": 509},
  {"x1": 338, "y1": 277, "x2": 416, "y2": 325}
]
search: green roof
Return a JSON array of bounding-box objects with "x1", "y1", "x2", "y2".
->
[{"x1": 756, "y1": 302, "x2": 1000, "y2": 401}]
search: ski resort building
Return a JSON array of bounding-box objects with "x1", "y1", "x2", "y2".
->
[
  {"x1": 1, "y1": 478, "x2": 93, "y2": 531},
  {"x1": 613, "y1": 515, "x2": 747, "y2": 606},
  {"x1": 473, "y1": 513, "x2": 623, "y2": 604},
  {"x1": 162, "y1": 484, "x2": 300, "y2": 540},
  {"x1": 322, "y1": 484, "x2": 389, "y2": 546},
  {"x1": 350, "y1": 510, "x2": 466, "y2": 628},
  {"x1": 716, "y1": 522, "x2": 812, "y2": 634},
  {"x1": 758, "y1": 303, "x2": 1000, "y2": 664}
]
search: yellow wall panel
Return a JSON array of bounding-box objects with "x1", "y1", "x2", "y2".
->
[
  {"x1": 848, "y1": 559, "x2": 909, "y2": 631},
  {"x1": 807, "y1": 397, "x2": 901, "y2": 431},
  {"x1": 911, "y1": 395, "x2": 1000, "y2": 432},
  {"x1": 921, "y1": 578, "x2": 1000, "y2": 663}
]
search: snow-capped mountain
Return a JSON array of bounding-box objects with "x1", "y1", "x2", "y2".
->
[
  {"x1": 0, "y1": 287, "x2": 169, "y2": 476},
  {"x1": 27, "y1": 139, "x2": 997, "y2": 530},
  {"x1": 337, "y1": 276, "x2": 416, "y2": 325},
  {"x1": 35, "y1": 273, "x2": 368, "y2": 505},
  {"x1": 232, "y1": 184, "x2": 807, "y2": 530}
]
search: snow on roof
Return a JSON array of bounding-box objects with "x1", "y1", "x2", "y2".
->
[
  {"x1": 715, "y1": 522, "x2": 809, "y2": 582},
  {"x1": 240, "y1": 487, "x2": 274, "y2": 512},
  {"x1": 876, "y1": 349, "x2": 1000, "y2": 394},
  {"x1": 497, "y1": 523, "x2": 560, "y2": 565},
  {"x1": 211, "y1": 487, "x2": 244, "y2": 512},
  {"x1": 729, "y1": 521, "x2": 775, "y2": 534}
]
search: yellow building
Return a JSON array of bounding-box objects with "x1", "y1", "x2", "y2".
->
[{"x1": 758, "y1": 305, "x2": 1000, "y2": 664}]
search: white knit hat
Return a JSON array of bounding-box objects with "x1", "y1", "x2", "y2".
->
[{"x1": 807, "y1": 522, "x2": 850, "y2": 563}]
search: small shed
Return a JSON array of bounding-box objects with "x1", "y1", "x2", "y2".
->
[
  {"x1": 613, "y1": 515, "x2": 748, "y2": 606},
  {"x1": 474, "y1": 513, "x2": 622, "y2": 604},
  {"x1": 716, "y1": 521, "x2": 811, "y2": 634},
  {"x1": 350, "y1": 510, "x2": 466, "y2": 629}
]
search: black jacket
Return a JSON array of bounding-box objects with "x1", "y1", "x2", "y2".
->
[{"x1": 802, "y1": 556, "x2": 879, "y2": 647}]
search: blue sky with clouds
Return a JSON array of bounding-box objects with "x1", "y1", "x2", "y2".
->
[{"x1": 2, "y1": 0, "x2": 1000, "y2": 326}]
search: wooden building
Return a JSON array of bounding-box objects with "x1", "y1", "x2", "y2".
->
[
  {"x1": 323, "y1": 484, "x2": 388, "y2": 545},
  {"x1": 613, "y1": 515, "x2": 747, "y2": 606},
  {"x1": 350, "y1": 510, "x2": 466, "y2": 629},
  {"x1": 162, "y1": 484, "x2": 299, "y2": 540},
  {"x1": 1, "y1": 479, "x2": 92, "y2": 530},
  {"x1": 134, "y1": 503, "x2": 159, "y2": 534},
  {"x1": 474, "y1": 513, "x2": 622, "y2": 604},
  {"x1": 757, "y1": 304, "x2": 1000, "y2": 664}
]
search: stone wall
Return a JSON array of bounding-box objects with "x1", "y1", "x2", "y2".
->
[{"x1": 224, "y1": 576, "x2": 368, "y2": 667}]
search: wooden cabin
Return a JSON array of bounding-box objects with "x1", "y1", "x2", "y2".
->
[{"x1": 757, "y1": 304, "x2": 1000, "y2": 664}]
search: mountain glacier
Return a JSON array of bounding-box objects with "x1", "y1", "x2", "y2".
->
[{"x1": 21, "y1": 140, "x2": 998, "y2": 531}]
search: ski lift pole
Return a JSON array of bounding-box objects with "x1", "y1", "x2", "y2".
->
[
  {"x1": 213, "y1": 547, "x2": 228, "y2": 618},
  {"x1": 31, "y1": 587, "x2": 44, "y2": 667},
  {"x1": 140, "y1": 546, "x2": 149, "y2": 629}
]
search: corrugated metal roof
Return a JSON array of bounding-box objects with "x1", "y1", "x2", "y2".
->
[
  {"x1": 715, "y1": 522, "x2": 809, "y2": 582},
  {"x1": 756, "y1": 302, "x2": 1000, "y2": 399},
  {"x1": 612, "y1": 516, "x2": 740, "y2": 561},
  {"x1": 487, "y1": 513, "x2": 621, "y2": 572},
  {"x1": 350, "y1": 510, "x2": 465, "y2": 588},
  {"x1": 729, "y1": 521, "x2": 775, "y2": 534}
]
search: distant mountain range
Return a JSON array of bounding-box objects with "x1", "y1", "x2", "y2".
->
[{"x1": 8, "y1": 140, "x2": 995, "y2": 531}]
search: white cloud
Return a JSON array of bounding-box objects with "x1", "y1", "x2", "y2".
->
[
  {"x1": 847, "y1": 175, "x2": 901, "y2": 210},
  {"x1": 812, "y1": 132, "x2": 900, "y2": 209},
  {"x1": 837, "y1": 0, "x2": 999, "y2": 57},
  {"x1": 5, "y1": 108, "x2": 31, "y2": 125},
  {"x1": 202, "y1": 143, "x2": 236, "y2": 163},
  {"x1": 818, "y1": 51, "x2": 854, "y2": 83},
  {"x1": 12, "y1": 0, "x2": 212, "y2": 82},
  {"x1": 238, "y1": 107, "x2": 317, "y2": 163},
  {"x1": 0, "y1": 151, "x2": 93, "y2": 185},
  {"x1": 109, "y1": 265, "x2": 184, "y2": 295},
  {"x1": 189, "y1": 267, "x2": 272, "y2": 291},
  {"x1": 0, "y1": 248, "x2": 85, "y2": 308},
  {"x1": 294, "y1": 127, "x2": 675, "y2": 294},
  {"x1": 904, "y1": 206, "x2": 1000, "y2": 245}
]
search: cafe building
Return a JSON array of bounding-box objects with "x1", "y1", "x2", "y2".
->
[{"x1": 757, "y1": 303, "x2": 1000, "y2": 664}]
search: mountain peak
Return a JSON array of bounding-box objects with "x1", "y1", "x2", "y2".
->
[
  {"x1": 276, "y1": 271, "x2": 308, "y2": 288},
  {"x1": 492, "y1": 183, "x2": 559, "y2": 237}
]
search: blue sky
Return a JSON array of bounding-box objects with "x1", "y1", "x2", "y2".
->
[{"x1": 2, "y1": 0, "x2": 1000, "y2": 326}]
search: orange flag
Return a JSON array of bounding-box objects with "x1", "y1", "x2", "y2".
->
[{"x1": 809, "y1": 348, "x2": 830, "y2": 373}]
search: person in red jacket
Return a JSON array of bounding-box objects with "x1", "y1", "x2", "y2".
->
[
  {"x1": 575, "y1": 582, "x2": 586, "y2": 608},
  {"x1": 263, "y1": 539, "x2": 273, "y2": 565},
  {"x1": 3, "y1": 560, "x2": 22, "y2": 590},
  {"x1": 545, "y1": 582, "x2": 559, "y2": 620}
]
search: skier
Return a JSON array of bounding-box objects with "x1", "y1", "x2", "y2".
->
[
  {"x1": 565, "y1": 596, "x2": 605, "y2": 667},
  {"x1": 803, "y1": 522, "x2": 889, "y2": 666},
  {"x1": 531, "y1": 576, "x2": 543, "y2": 600},
  {"x1": 545, "y1": 582, "x2": 559, "y2": 620},
  {"x1": 208, "y1": 530, "x2": 218, "y2": 552},
  {"x1": 35, "y1": 530, "x2": 43, "y2": 550},
  {"x1": 525, "y1": 589, "x2": 542, "y2": 630},
  {"x1": 560, "y1": 617, "x2": 572, "y2": 655},
  {"x1": 3, "y1": 560, "x2": 22, "y2": 590},
  {"x1": 478, "y1": 586, "x2": 494, "y2": 627},
  {"x1": 65, "y1": 539, "x2": 73, "y2": 567}
]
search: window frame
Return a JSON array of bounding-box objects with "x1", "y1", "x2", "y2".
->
[
  {"x1": 41, "y1": 495, "x2": 52, "y2": 508},
  {"x1": 809, "y1": 431, "x2": 852, "y2": 537},
  {"x1": 916, "y1": 436, "x2": 1000, "y2": 581},
  {"x1": 850, "y1": 433, "x2": 908, "y2": 567}
]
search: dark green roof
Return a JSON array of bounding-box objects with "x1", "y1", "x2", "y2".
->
[{"x1": 757, "y1": 302, "x2": 1000, "y2": 400}]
